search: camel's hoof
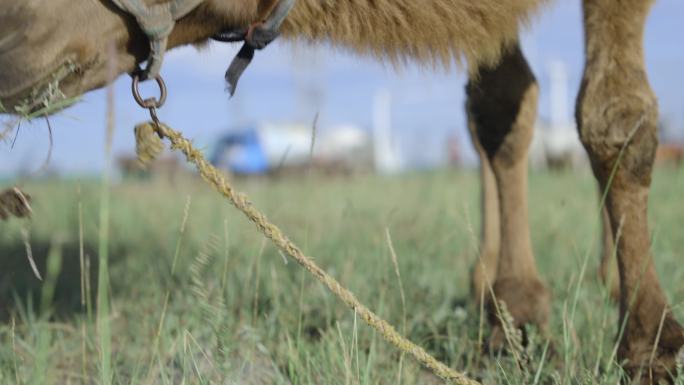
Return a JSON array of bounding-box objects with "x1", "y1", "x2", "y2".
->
[
  {"x1": 620, "y1": 315, "x2": 684, "y2": 384},
  {"x1": 485, "y1": 276, "x2": 551, "y2": 353}
]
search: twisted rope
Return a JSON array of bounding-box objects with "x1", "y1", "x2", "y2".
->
[{"x1": 135, "y1": 121, "x2": 481, "y2": 385}]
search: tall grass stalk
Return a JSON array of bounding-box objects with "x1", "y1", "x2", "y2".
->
[
  {"x1": 32, "y1": 242, "x2": 63, "y2": 385},
  {"x1": 386, "y1": 227, "x2": 407, "y2": 383},
  {"x1": 144, "y1": 195, "x2": 192, "y2": 383},
  {"x1": 96, "y1": 45, "x2": 117, "y2": 385},
  {"x1": 77, "y1": 183, "x2": 91, "y2": 385}
]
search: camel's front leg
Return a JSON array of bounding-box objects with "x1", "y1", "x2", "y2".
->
[
  {"x1": 599, "y1": 203, "x2": 619, "y2": 300},
  {"x1": 466, "y1": 43, "x2": 550, "y2": 348},
  {"x1": 468, "y1": 116, "x2": 501, "y2": 305},
  {"x1": 578, "y1": 0, "x2": 684, "y2": 382}
]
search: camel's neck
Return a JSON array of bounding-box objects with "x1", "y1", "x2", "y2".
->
[{"x1": 582, "y1": 0, "x2": 654, "y2": 68}]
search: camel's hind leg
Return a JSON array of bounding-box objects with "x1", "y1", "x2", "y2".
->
[
  {"x1": 578, "y1": 0, "x2": 684, "y2": 381},
  {"x1": 466, "y1": 43, "x2": 550, "y2": 348},
  {"x1": 468, "y1": 119, "x2": 501, "y2": 305}
]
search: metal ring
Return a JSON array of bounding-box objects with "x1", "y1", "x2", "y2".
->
[{"x1": 132, "y1": 73, "x2": 167, "y2": 109}]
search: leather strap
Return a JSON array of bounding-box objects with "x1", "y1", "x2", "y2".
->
[{"x1": 261, "y1": 0, "x2": 295, "y2": 31}]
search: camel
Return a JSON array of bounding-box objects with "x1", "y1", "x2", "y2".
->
[{"x1": 0, "y1": 0, "x2": 681, "y2": 382}]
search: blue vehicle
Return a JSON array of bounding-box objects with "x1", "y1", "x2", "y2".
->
[
  {"x1": 210, "y1": 127, "x2": 270, "y2": 175},
  {"x1": 210, "y1": 123, "x2": 313, "y2": 175}
]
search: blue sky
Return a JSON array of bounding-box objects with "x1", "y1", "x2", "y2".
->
[{"x1": 1, "y1": 0, "x2": 683, "y2": 174}]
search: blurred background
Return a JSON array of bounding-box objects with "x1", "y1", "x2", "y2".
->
[{"x1": 1, "y1": 0, "x2": 682, "y2": 177}]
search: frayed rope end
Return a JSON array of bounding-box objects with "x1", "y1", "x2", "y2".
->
[{"x1": 135, "y1": 122, "x2": 165, "y2": 167}]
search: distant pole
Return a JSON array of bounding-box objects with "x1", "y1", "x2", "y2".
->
[
  {"x1": 548, "y1": 60, "x2": 570, "y2": 131},
  {"x1": 292, "y1": 44, "x2": 325, "y2": 122},
  {"x1": 373, "y1": 89, "x2": 401, "y2": 174}
]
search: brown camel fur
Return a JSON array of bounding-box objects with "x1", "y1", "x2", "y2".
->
[
  {"x1": 0, "y1": 0, "x2": 682, "y2": 382},
  {"x1": 0, "y1": 0, "x2": 544, "y2": 108}
]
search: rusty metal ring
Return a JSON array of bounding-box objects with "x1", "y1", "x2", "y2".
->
[{"x1": 132, "y1": 73, "x2": 167, "y2": 110}]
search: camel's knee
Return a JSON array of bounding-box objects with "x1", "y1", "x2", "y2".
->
[
  {"x1": 466, "y1": 45, "x2": 538, "y2": 168},
  {"x1": 576, "y1": 81, "x2": 659, "y2": 188}
]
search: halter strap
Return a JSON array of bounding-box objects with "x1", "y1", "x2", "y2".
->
[
  {"x1": 213, "y1": 0, "x2": 296, "y2": 96},
  {"x1": 110, "y1": 0, "x2": 205, "y2": 79}
]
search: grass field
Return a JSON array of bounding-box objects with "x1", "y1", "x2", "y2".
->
[{"x1": 1, "y1": 168, "x2": 684, "y2": 385}]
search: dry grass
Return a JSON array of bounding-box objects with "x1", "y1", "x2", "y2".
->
[{"x1": 0, "y1": 188, "x2": 32, "y2": 221}]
